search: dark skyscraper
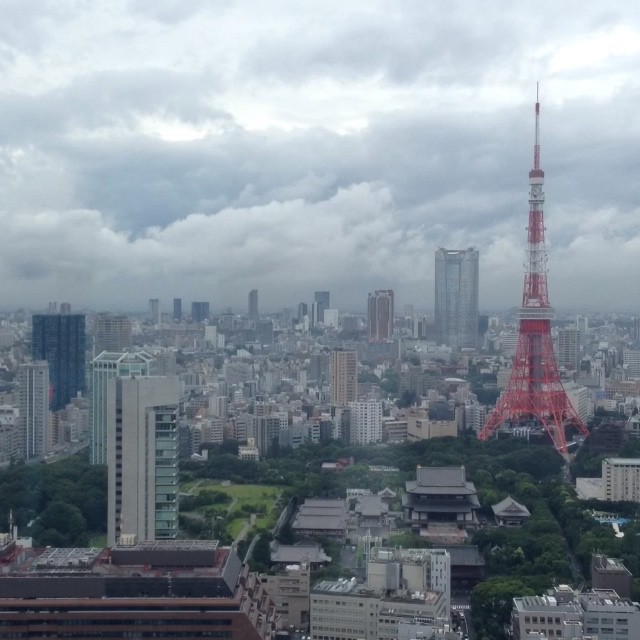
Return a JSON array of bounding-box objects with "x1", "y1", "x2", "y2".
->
[
  {"x1": 314, "y1": 291, "x2": 330, "y2": 323},
  {"x1": 368, "y1": 289, "x2": 394, "y2": 342},
  {"x1": 173, "y1": 298, "x2": 182, "y2": 321},
  {"x1": 248, "y1": 289, "x2": 259, "y2": 320},
  {"x1": 191, "y1": 301, "x2": 210, "y2": 323},
  {"x1": 297, "y1": 302, "x2": 308, "y2": 321},
  {"x1": 32, "y1": 314, "x2": 86, "y2": 411}
]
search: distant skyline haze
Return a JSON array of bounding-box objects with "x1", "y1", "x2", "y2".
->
[{"x1": 0, "y1": 2, "x2": 638, "y2": 311}]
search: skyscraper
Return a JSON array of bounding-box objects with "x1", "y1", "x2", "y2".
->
[
  {"x1": 90, "y1": 351, "x2": 154, "y2": 465},
  {"x1": 107, "y1": 376, "x2": 181, "y2": 546},
  {"x1": 557, "y1": 327, "x2": 580, "y2": 371},
  {"x1": 17, "y1": 361, "x2": 50, "y2": 460},
  {"x1": 173, "y1": 298, "x2": 182, "y2": 322},
  {"x1": 32, "y1": 314, "x2": 86, "y2": 411},
  {"x1": 93, "y1": 313, "x2": 132, "y2": 355},
  {"x1": 434, "y1": 248, "x2": 479, "y2": 348},
  {"x1": 297, "y1": 302, "x2": 308, "y2": 322},
  {"x1": 148, "y1": 299, "x2": 160, "y2": 326},
  {"x1": 314, "y1": 291, "x2": 330, "y2": 324},
  {"x1": 191, "y1": 301, "x2": 210, "y2": 323},
  {"x1": 248, "y1": 289, "x2": 259, "y2": 320},
  {"x1": 330, "y1": 349, "x2": 357, "y2": 406},
  {"x1": 368, "y1": 290, "x2": 394, "y2": 342}
]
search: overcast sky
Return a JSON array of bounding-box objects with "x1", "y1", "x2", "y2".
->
[{"x1": 0, "y1": 0, "x2": 639, "y2": 314}]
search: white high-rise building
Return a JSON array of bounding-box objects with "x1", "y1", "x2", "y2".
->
[
  {"x1": 90, "y1": 351, "x2": 154, "y2": 465},
  {"x1": 349, "y1": 400, "x2": 383, "y2": 445},
  {"x1": 17, "y1": 361, "x2": 50, "y2": 460},
  {"x1": 107, "y1": 376, "x2": 182, "y2": 546}
]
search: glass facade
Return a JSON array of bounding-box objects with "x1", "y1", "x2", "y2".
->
[
  {"x1": 434, "y1": 248, "x2": 479, "y2": 349},
  {"x1": 32, "y1": 314, "x2": 86, "y2": 411}
]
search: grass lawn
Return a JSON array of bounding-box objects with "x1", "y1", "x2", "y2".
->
[{"x1": 180, "y1": 481, "x2": 283, "y2": 540}]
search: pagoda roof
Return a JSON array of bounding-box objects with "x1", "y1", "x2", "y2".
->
[{"x1": 491, "y1": 495, "x2": 531, "y2": 518}]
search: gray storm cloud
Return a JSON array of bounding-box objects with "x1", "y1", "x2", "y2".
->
[{"x1": 0, "y1": 0, "x2": 638, "y2": 311}]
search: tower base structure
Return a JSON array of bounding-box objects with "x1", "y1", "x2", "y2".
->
[{"x1": 478, "y1": 315, "x2": 589, "y2": 455}]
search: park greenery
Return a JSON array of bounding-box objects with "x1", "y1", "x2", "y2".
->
[{"x1": 1, "y1": 432, "x2": 640, "y2": 640}]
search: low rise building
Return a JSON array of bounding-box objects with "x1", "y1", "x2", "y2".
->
[
  {"x1": 0, "y1": 539, "x2": 277, "y2": 639},
  {"x1": 310, "y1": 576, "x2": 448, "y2": 640},
  {"x1": 492, "y1": 495, "x2": 531, "y2": 527},
  {"x1": 591, "y1": 554, "x2": 633, "y2": 599},
  {"x1": 261, "y1": 562, "x2": 310, "y2": 630},
  {"x1": 512, "y1": 585, "x2": 640, "y2": 640},
  {"x1": 292, "y1": 498, "x2": 347, "y2": 540}
]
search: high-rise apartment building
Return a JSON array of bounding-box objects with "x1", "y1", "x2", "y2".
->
[
  {"x1": 368, "y1": 289, "x2": 394, "y2": 342},
  {"x1": 173, "y1": 297, "x2": 182, "y2": 321},
  {"x1": 624, "y1": 349, "x2": 640, "y2": 378},
  {"x1": 434, "y1": 247, "x2": 479, "y2": 348},
  {"x1": 297, "y1": 302, "x2": 308, "y2": 322},
  {"x1": 330, "y1": 349, "x2": 357, "y2": 406},
  {"x1": 32, "y1": 313, "x2": 86, "y2": 412},
  {"x1": 107, "y1": 376, "x2": 181, "y2": 546},
  {"x1": 93, "y1": 313, "x2": 132, "y2": 355},
  {"x1": 17, "y1": 361, "x2": 50, "y2": 460},
  {"x1": 557, "y1": 327, "x2": 581, "y2": 371},
  {"x1": 348, "y1": 400, "x2": 383, "y2": 444},
  {"x1": 603, "y1": 458, "x2": 640, "y2": 502},
  {"x1": 314, "y1": 291, "x2": 330, "y2": 324},
  {"x1": 248, "y1": 289, "x2": 259, "y2": 319},
  {"x1": 191, "y1": 301, "x2": 210, "y2": 323},
  {"x1": 148, "y1": 298, "x2": 160, "y2": 326},
  {"x1": 90, "y1": 351, "x2": 154, "y2": 465}
]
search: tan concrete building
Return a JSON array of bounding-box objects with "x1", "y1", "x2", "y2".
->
[
  {"x1": 107, "y1": 376, "x2": 182, "y2": 546},
  {"x1": 407, "y1": 412, "x2": 458, "y2": 441},
  {"x1": 261, "y1": 563, "x2": 310, "y2": 630},
  {"x1": 330, "y1": 349, "x2": 357, "y2": 406}
]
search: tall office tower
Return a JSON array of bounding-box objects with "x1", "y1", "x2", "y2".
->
[
  {"x1": 256, "y1": 319, "x2": 274, "y2": 345},
  {"x1": 479, "y1": 93, "x2": 589, "y2": 454},
  {"x1": 368, "y1": 289, "x2": 395, "y2": 342},
  {"x1": 297, "y1": 302, "x2": 308, "y2": 322},
  {"x1": 59, "y1": 302, "x2": 71, "y2": 315},
  {"x1": 48, "y1": 302, "x2": 57, "y2": 313},
  {"x1": 624, "y1": 349, "x2": 640, "y2": 378},
  {"x1": 314, "y1": 291, "x2": 330, "y2": 324},
  {"x1": 348, "y1": 400, "x2": 382, "y2": 444},
  {"x1": 90, "y1": 351, "x2": 154, "y2": 465},
  {"x1": 633, "y1": 317, "x2": 640, "y2": 342},
  {"x1": 107, "y1": 376, "x2": 181, "y2": 546},
  {"x1": 93, "y1": 313, "x2": 132, "y2": 355},
  {"x1": 557, "y1": 327, "x2": 580, "y2": 371},
  {"x1": 434, "y1": 247, "x2": 479, "y2": 348},
  {"x1": 173, "y1": 298, "x2": 182, "y2": 322},
  {"x1": 310, "y1": 302, "x2": 319, "y2": 327},
  {"x1": 32, "y1": 313, "x2": 86, "y2": 412},
  {"x1": 330, "y1": 349, "x2": 357, "y2": 406},
  {"x1": 17, "y1": 361, "x2": 50, "y2": 460},
  {"x1": 148, "y1": 299, "x2": 160, "y2": 326},
  {"x1": 248, "y1": 289, "x2": 259, "y2": 320},
  {"x1": 191, "y1": 301, "x2": 210, "y2": 323}
]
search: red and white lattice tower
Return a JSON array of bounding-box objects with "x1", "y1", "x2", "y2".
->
[{"x1": 478, "y1": 90, "x2": 589, "y2": 455}]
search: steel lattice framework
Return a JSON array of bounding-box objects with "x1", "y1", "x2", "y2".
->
[{"x1": 478, "y1": 91, "x2": 589, "y2": 455}]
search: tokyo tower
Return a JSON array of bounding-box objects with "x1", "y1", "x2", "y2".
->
[{"x1": 478, "y1": 90, "x2": 589, "y2": 455}]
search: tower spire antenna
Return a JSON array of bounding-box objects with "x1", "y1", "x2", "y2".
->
[
  {"x1": 534, "y1": 82, "x2": 541, "y2": 171},
  {"x1": 478, "y1": 87, "x2": 589, "y2": 456}
]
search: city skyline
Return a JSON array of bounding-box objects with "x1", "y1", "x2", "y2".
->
[{"x1": 0, "y1": 3, "x2": 638, "y2": 311}]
